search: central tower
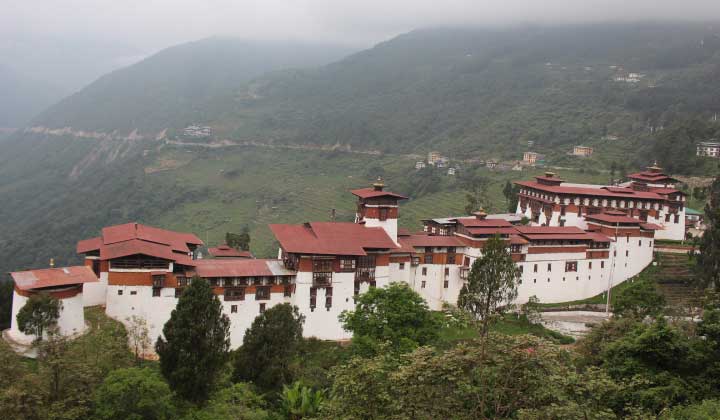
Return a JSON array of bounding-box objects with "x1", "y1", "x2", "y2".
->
[{"x1": 351, "y1": 178, "x2": 408, "y2": 244}]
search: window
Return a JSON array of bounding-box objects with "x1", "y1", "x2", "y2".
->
[
  {"x1": 176, "y1": 276, "x2": 188, "y2": 287},
  {"x1": 175, "y1": 288, "x2": 183, "y2": 298},
  {"x1": 152, "y1": 288, "x2": 161, "y2": 297},
  {"x1": 259, "y1": 303, "x2": 266, "y2": 313},
  {"x1": 208, "y1": 278, "x2": 220, "y2": 287},
  {"x1": 444, "y1": 267, "x2": 450, "y2": 276},
  {"x1": 399, "y1": 262, "x2": 405, "y2": 270},
  {"x1": 310, "y1": 287, "x2": 317, "y2": 308},
  {"x1": 565, "y1": 261, "x2": 578, "y2": 272},
  {"x1": 533, "y1": 264, "x2": 538, "y2": 273},
  {"x1": 613, "y1": 250, "x2": 617, "y2": 257},
  {"x1": 339, "y1": 258, "x2": 356, "y2": 272},
  {"x1": 674, "y1": 214, "x2": 680, "y2": 224},
  {"x1": 533, "y1": 279, "x2": 537, "y2": 283},
  {"x1": 424, "y1": 253, "x2": 433, "y2": 264},
  {"x1": 444, "y1": 280, "x2": 449, "y2": 288},
  {"x1": 519, "y1": 265, "x2": 524, "y2": 274},
  {"x1": 560, "y1": 206, "x2": 566, "y2": 216},
  {"x1": 665, "y1": 213, "x2": 671, "y2": 222},
  {"x1": 421, "y1": 280, "x2": 426, "y2": 288},
  {"x1": 225, "y1": 288, "x2": 245, "y2": 301},
  {"x1": 130, "y1": 290, "x2": 137, "y2": 295},
  {"x1": 589, "y1": 261, "x2": 592, "y2": 270},
  {"x1": 547, "y1": 278, "x2": 550, "y2": 282},
  {"x1": 284, "y1": 284, "x2": 293, "y2": 297},
  {"x1": 255, "y1": 286, "x2": 271, "y2": 300},
  {"x1": 649, "y1": 241, "x2": 652, "y2": 247},
  {"x1": 547, "y1": 263, "x2": 552, "y2": 272},
  {"x1": 325, "y1": 287, "x2": 333, "y2": 309},
  {"x1": 601, "y1": 261, "x2": 605, "y2": 269},
  {"x1": 118, "y1": 289, "x2": 123, "y2": 295},
  {"x1": 422, "y1": 267, "x2": 427, "y2": 275},
  {"x1": 639, "y1": 240, "x2": 642, "y2": 246},
  {"x1": 231, "y1": 305, "x2": 238, "y2": 313},
  {"x1": 379, "y1": 207, "x2": 389, "y2": 221}
]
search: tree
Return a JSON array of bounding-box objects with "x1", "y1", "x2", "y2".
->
[
  {"x1": 696, "y1": 171, "x2": 720, "y2": 289},
  {"x1": 0, "y1": 280, "x2": 13, "y2": 330},
  {"x1": 126, "y1": 315, "x2": 152, "y2": 366},
  {"x1": 280, "y1": 381, "x2": 324, "y2": 420},
  {"x1": 156, "y1": 277, "x2": 230, "y2": 404},
  {"x1": 233, "y1": 303, "x2": 304, "y2": 392},
  {"x1": 661, "y1": 400, "x2": 720, "y2": 420},
  {"x1": 612, "y1": 279, "x2": 666, "y2": 319},
  {"x1": 458, "y1": 235, "x2": 520, "y2": 338},
  {"x1": 182, "y1": 383, "x2": 268, "y2": 420},
  {"x1": 339, "y1": 283, "x2": 442, "y2": 354},
  {"x1": 92, "y1": 368, "x2": 175, "y2": 420},
  {"x1": 16, "y1": 292, "x2": 62, "y2": 342},
  {"x1": 462, "y1": 174, "x2": 489, "y2": 214},
  {"x1": 225, "y1": 226, "x2": 251, "y2": 251}
]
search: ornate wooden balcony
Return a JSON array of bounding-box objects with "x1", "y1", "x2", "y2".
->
[
  {"x1": 355, "y1": 267, "x2": 375, "y2": 283},
  {"x1": 312, "y1": 272, "x2": 333, "y2": 287}
]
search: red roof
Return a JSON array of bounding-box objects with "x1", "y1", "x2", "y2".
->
[
  {"x1": 523, "y1": 233, "x2": 599, "y2": 241},
  {"x1": 585, "y1": 213, "x2": 642, "y2": 225},
  {"x1": 509, "y1": 235, "x2": 529, "y2": 245},
  {"x1": 627, "y1": 171, "x2": 678, "y2": 183},
  {"x1": 515, "y1": 226, "x2": 585, "y2": 235},
  {"x1": 640, "y1": 223, "x2": 662, "y2": 230},
  {"x1": 190, "y1": 259, "x2": 292, "y2": 278},
  {"x1": 11, "y1": 266, "x2": 98, "y2": 291},
  {"x1": 516, "y1": 181, "x2": 665, "y2": 200},
  {"x1": 465, "y1": 227, "x2": 519, "y2": 236},
  {"x1": 350, "y1": 188, "x2": 408, "y2": 200},
  {"x1": 456, "y1": 218, "x2": 513, "y2": 228},
  {"x1": 77, "y1": 223, "x2": 203, "y2": 265},
  {"x1": 208, "y1": 245, "x2": 253, "y2": 258},
  {"x1": 584, "y1": 232, "x2": 611, "y2": 243},
  {"x1": 398, "y1": 234, "x2": 465, "y2": 248},
  {"x1": 269, "y1": 222, "x2": 398, "y2": 256}
]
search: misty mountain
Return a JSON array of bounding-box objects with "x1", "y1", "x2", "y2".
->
[
  {"x1": 33, "y1": 37, "x2": 356, "y2": 132},
  {"x1": 0, "y1": 65, "x2": 64, "y2": 128}
]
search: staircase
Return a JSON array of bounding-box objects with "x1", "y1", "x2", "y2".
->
[{"x1": 652, "y1": 252, "x2": 703, "y2": 315}]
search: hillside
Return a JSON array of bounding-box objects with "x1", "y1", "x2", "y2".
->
[
  {"x1": 32, "y1": 37, "x2": 355, "y2": 133},
  {"x1": 3, "y1": 23, "x2": 720, "y2": 278}
]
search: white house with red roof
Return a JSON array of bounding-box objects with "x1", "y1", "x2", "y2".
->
[
  {"x1": 515, "y1": 165, "x2": 685, "y2": 240},
  {"x1": 7, "y1": 266, "x2": 98, "y2": 344}
]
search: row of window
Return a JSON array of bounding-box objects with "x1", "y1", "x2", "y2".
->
[
  {"x1": 523, "y1": 260, "x2": 604, "y2": 274},
  {"x1": 117, "y1": 285, "x2": 290, "y2": 301},
  {"x1": 176, "y1": 276, "x2": 291, "y2": 288}
]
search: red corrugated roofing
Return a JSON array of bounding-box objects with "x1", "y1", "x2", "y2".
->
[
  {"x1": 628, "y1": 171, "x2": 678, "y2": 183},
  {"x1": 584, "y1": 232, "x2": 612, "y2": 242},
  {"x1": 269, "y1": 222, "x2": 398, "y2": 256},
  {"x1": 350, "y1": 188, "x2": 408, "y2": 200},
  {"x1": 192, "y1": 259, "x2": 275, "y2": 277},
  {"x1": 515, "y1": 181, "x2": 665, "y2": 200},
  {"x1": 399, "y1": 234, "x2": 465, "y2": 247},
  {"x1": 208, "y1": 245, "x2": 253, "y2": 258},
  {"x1": 457, "y1": 218, "x2": 513, "y2": 228},
  {"x1": 640, "y1": 223, "x2": 662, "y2": 230},
  {"x1": 465, "y1": 227, "x2": 519, "y2": 236},
  {"x1": 515, "y1": 226, "x2": 585, "y2": 234},
  {"x1": 76, "y1": 237, "x2": 102, "y2": 253},
  {"x1": 524, "y1": 234, "x2": 596, "y2": 241},
  {"x1": 77, "y1": 223, "x2": 204, "y2": 265},
  {"x1": 509, "y1": 235, "x2": 529, "y2": 245},
  {"x1": 585, "y1": 213, "x2": 642, "y2": 224},
  {"x1": 11, "y1": 266, "x2": 98, "y2": 291}
]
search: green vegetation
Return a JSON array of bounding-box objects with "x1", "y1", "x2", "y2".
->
[
  {"x1": 16, "y1": 292, "x2": 61, "y2": 341},
  {"x1": 92, "y1": 367, "x2": 176, "y2": 420},
  {"x1": 233, "y1": 303, "x2": 304, "y2": 393},
  {"x1": 340, "y1": 283, "x2": 443, "y2": 355},
  {"x1": 459, "y1": 235, "x2": 520, "y2": 337},
  {"x1": 697, "y1": 170, "x2": 720, "y2": 288},
  {"x1": 156, "y1": 277, "x2": 230, "y2": 403}
]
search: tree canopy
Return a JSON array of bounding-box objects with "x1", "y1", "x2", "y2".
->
[
  {"x1": 458, "y1": 235, "x2": 520, "y2": 337},
  {"x1": 156, "y1": 277, "x2": 230, "y2": 403},
  {"x1": 340, "y1": 283, "x2": 442, "y2": 355},
  {"x1": 92, "y1": 367, "x2": 175, "y2": 420},
  {"x1": 233, "y1": 303, "x2": 304, "y2": 392},
  {"x1": 16, "y1": 292, "x2": 62, "y2": 341}
]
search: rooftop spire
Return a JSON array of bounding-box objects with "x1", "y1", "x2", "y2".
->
[
  {"x1": 473, "y1": 208, "x2": 488, "y2": 220},
  {"x1": 647, "y1": 161, "x2": 662, "y2": 173},
  {"x1": 372, "y1": 177, "x2": 385, "y2": 191}
]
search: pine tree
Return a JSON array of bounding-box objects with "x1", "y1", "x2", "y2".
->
[
  {"x1": 16, "y1": 292, "x2": 62, "y2": 342},
  {"x1": 458, "y1": 235, "x2": 520, "y2": 338},
  {"x1": 156, "y1": 276, "x2": 230, "y2": 403},
  {"x1": 696, "y1": 172, "x2": 720, "y2": 289},
  {"x1": 233, "y1": 303, "x2": 304, "y2": 392}
]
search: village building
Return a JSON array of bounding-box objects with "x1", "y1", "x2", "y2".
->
[
  {"x1": 572, "y1": 145, "x2": 594, "y2": 157},
  {"x1": 697, "y1": 141, "x2": 720, "y2": 158},
  {"x1": 427, "y1": 151, "x2": 442, "y2": 165},
  {"x1": 523, "y1": 151, "x2": 539, "y2": 165},
  {"x1": 7, "y1": 266, "x2": 98, "y2": 344}
]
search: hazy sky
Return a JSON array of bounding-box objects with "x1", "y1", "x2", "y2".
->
[{"x1": 4, "y1": 0, "x2": 720, "y2": 50}]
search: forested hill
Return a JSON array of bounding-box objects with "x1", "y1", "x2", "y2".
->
[
  {"x1": 32, "y1": 37, "x2": 355, "y2": 133},
  {"x1": 28, "y1": 24, "x2": 720, "y2": 156}
]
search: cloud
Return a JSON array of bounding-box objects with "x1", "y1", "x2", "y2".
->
[{"x1": 4, "y1": 0, "x2": 720, "y2": 49}]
